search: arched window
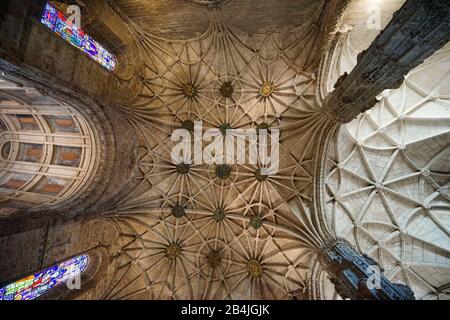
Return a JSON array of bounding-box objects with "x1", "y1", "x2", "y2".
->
[
  {"x1": 40, "y1": 2, "x2": 117, "y2": 71},
  {"x1": 0, "y1": 255, "x2": 88, "y2": 300}
]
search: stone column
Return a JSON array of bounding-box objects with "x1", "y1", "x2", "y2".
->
[
  {"x1": 323, "y1": 0, "x2": 450, "y2": 123},
  {"x1": 319, "y1": 240, "x2": 415, "y2": 300}
]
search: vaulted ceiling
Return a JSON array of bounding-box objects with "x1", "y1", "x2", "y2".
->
[
  {"x1": 85, "y1": 0, "x2": 449, "y2": 300},
  {"x1": 109, "y1": 0, "x2": 325, "y2": 38},
  {"x1": 101, "y1": 1, "x2": 328, "y2": 298},
  {"x1": 0, "y1": 0, "x2": 448, "y2": 300}
]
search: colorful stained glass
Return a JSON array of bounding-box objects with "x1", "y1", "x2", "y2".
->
[
  {"x1": 40, "y1": 3, "x2": 117, "y2": 71},
  {"x1": 0, "y1": 254, "x2": 88, "y2": 300}
]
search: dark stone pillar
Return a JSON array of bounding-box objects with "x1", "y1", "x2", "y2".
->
[
  {"x1": 319, "y1": 240, "x2": 415, "y2": 300},
  {"x1": 323, "y1": 0, "x2": 450, "y2": 123}
]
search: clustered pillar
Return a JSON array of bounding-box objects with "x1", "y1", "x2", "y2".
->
[
  {"x1": 323, "y1": 0, "x2": 450, "y2": 123},
  {"x1": 319, "y1": 240, "x2": 415, "y2": 300}
]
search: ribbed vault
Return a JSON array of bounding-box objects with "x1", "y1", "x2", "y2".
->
[
  {"x1": 323, "y1": 44, "x2": 450, "y2": 300},
  {"x1": 100, "y1": 4, "x2": 337, "y2": 300},
  {"x1": 93, "y1": 1, "x2": 450, "y2": 300},
  {"x1": 1, "y1": 0, "x2": 449, "y2": 301}
]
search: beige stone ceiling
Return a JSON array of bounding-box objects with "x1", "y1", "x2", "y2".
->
[
  {"x1": 110, "y1": 0, "x2": 325, "y2": 38},
  {"x1": 91, "y1": 0, "x2": 450, "y2": 300},
  {"x1": 0, "y1": 0, "x2": 449, "y2": 301},
  {"x1": 97, "y1": 0, "x2": 335, "y2": 299},
  {"x1": 322, "y1": 44, "x2": 450, "y2": 300}
]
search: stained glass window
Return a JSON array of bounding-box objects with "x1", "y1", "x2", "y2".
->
[
  {"x1": 40, "y1": 3, "x2": 117, "y2": 71},
  {"x1": 0, "y1": 254, "x2": 88, "y2": 300}
]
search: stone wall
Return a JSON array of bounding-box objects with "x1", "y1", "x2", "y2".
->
[
  {"x1": 0, "y1": 74, "x2": 139, "y2": 236},
  {"x1": 0, "y1": 0, "x2": 142, "y2": 108},
  {"x1": 0, "y1": 0, "x2": 142, "y2": 234},
  {"x1": 0, "y1": 216, "x2": 121, "y2": 299}
]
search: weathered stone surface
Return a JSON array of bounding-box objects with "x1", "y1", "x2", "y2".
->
[
  {"x1": 319, "y1": 240, "x2": 415, "y2": 300},
  {"x1": 0, "y1": 0, "x2": 447, "y2": 301},
  {"x1": 0, "y1": 76, "x2": 139, "y2": 233},
  {"x1": 111, "y1": 0, "x2": 324, "y2": 38},
  {"x1": 323, "y1": 0, "x2": 450, "y2": 123},
  {"x1": 0, "y1": 217, "x2": 120, "y2": 299},
  {"x1": 0, "y1": 0, "x2": 142, "y2": 108}
]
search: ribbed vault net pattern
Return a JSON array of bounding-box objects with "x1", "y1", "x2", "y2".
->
[
  {"x1": 102, "y1": 7, "x2": 334, "y2": 300},
  {"x1": 324, "y1": 45, "x2": 450, "y2": 300}
]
